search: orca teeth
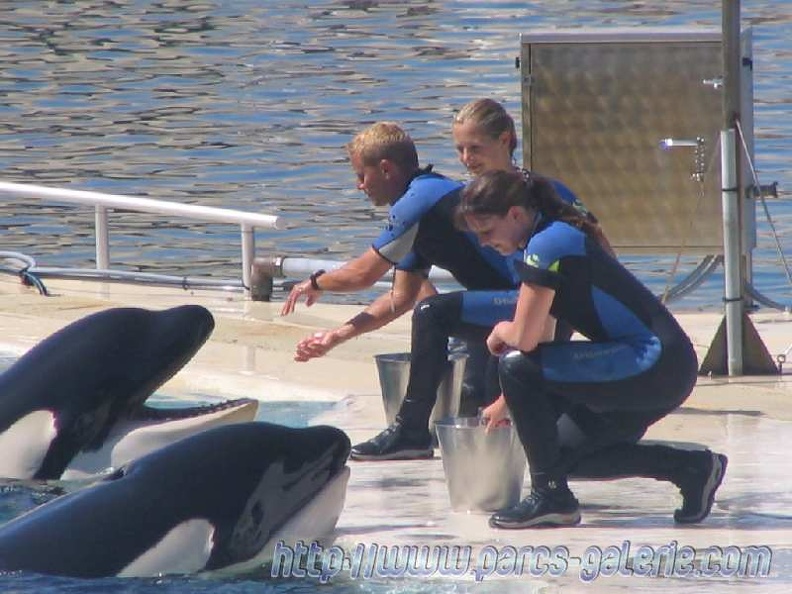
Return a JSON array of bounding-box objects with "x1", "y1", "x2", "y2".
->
[{"x1": 132, "y1": 398, "x2": 257, "y2": 421}]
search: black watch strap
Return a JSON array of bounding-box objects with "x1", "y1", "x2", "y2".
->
[{"x1": 309, "y1": 269, "x2": 326, "y2": 291}]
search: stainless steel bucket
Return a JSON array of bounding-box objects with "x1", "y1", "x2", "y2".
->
[
  {"x1": 374, "y1": 352, "x2": 466, "y2": 431},
  {"x1": 435, "y1": 417, "x2": 527, "y2": 512}
]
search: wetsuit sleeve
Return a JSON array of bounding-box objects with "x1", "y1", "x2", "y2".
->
[
  {"x1": 371, "y1": 176, "x2": 462, "y2": 266},
  {"x1": 372, "y1": 218, "x2": 419, "y2": 266},
  {"x1": 514, "y1": 258, "x2": 561, "y2": 290},
  {"x1": 394, "y1": 252, "x2": 431, "y2": 276},
  {"x1": 515, "y1": 222, "x2": 585, "y2": 290}
]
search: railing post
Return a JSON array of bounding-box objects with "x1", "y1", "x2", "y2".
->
[
  {"x1": 95, "y1": 205, "x2": 110, "y2": 269},
  {"x1": 241, "y1": 223, "x2": 254, "y2": 298}
]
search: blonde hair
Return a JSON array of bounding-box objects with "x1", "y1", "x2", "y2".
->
[
  {"x1": 346, "y1": 122, "x2": 419, "y2": 170},
  {"x1": 453, "y1": 98, "x2": 518, "y2": 156}
]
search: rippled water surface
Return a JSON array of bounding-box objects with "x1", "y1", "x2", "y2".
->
[{"x1": 0, "y1": 0, "x2": 790, "y2": 309}]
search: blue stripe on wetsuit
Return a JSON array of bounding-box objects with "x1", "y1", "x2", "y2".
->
[
  {"x1": 540, "y1": 333, "x2": 663, "y2": 383},
  {"x1": 460, "y1": 289, "x2": 519, "y2": 326}
]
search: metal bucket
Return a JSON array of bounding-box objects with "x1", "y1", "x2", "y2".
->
[
  {"x1": 435, "y1": 417, "x2": 527, "y2": 513},
  {"x1": 374, "y1": 352, "x2": 466, "y2": 432}
]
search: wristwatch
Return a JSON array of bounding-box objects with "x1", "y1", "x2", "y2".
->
[{"x1": 309, "y1": 269, "x2": 326, "y2": 291}]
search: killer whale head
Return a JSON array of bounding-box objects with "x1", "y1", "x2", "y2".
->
[
  {"x1": 0, "y1": 422, "x2": 351, "y2": 579},
  {"x1": 0, "y1": 305, "x2": 258, "y2": 480}
]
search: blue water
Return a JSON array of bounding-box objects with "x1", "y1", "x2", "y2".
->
[
  {"x1": 0, "y1": 1, "x2": 790, "y2": 592},
  {"x1": 0, "y1": 0, "x2": 790, "y2": 311}
]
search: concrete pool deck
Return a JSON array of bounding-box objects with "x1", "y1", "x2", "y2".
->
[{"x1": 0, "y1": 276, "x2": 790, "y2": 592}]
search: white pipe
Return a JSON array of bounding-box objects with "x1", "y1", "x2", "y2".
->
[
  {"x1": 277, "y1": 256, "x2": 456, "y2": 283},
  {"x1": 0, "y1": 181, "x2": 281, "y2": 229},
  {"x1": 721, "y1": 128, "x2": 743, "y2": 376}
]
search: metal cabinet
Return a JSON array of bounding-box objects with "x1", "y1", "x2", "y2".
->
[{"x1": 520, "y1": 27, "x2": 755, "y2": 255}]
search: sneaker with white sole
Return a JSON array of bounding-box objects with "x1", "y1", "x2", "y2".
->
[
  {"x1": 350, "y1": 422, "x2": 433, "y2": 461},
  {"x1": 489, "y1": 486, "x2": 581, "y2": 529}
]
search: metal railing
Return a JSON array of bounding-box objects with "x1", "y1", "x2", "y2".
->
[{"x1": 0, "y1": 181, "x2": 281, "y2": 294}]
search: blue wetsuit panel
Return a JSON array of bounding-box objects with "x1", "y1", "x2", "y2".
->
[
  {"x1": 549, "y1": 178, "x2": 590, "y2": 218},
  {"x1": 372, "y1": 173, "x2": 516, "y2": 291},
  {"x1": 460, "y1": 290, "x2": 519, "y2": 326},
  {"x1": 520, "y1": 168, "x2": 589, "y2": 218},
  {"x1": 515, "y1": 220, "x2": 674, "y2": 384},
  {"x1": 372, "y1": 174, "x2": 462, "y2": 265}
]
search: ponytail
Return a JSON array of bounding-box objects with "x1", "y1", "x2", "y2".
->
[{"x1": 458, "y1": 169, "x2": 611, "y2": 252}]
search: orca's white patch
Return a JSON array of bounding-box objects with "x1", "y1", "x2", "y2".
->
[
  {"x1": 118, "y1": 519, "x2": 215, "y2": 578},
  {"x1": 62, "y1": 400, "x2": 258, "y2": 480},
  {"x1": 0, "y1": 410, "x2": 56, "y2": 479},
  {"x1": 212, "y1": 466, "x2": 351, "y2": 576}
]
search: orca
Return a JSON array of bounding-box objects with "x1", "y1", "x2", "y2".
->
[
  {"x1": 0, "y1": 305, "x2": 258, "y2": 480},
  {"x1": 0, "y1": 422, "x2": 351, "y2": 578}
]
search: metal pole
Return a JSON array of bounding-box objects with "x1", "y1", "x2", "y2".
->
[
  {"x1": 740, "y1": 28, "x2": 756, "y2": 294},
  {"x1": 723, "y1": 0, "x2": 741, "y2": 127},
  {"x1": 721, "y1": 129, "x2": 742, "y2": 375},
  {"x1": 722, "y1": 0, "x2": 743, "y2": 375}
]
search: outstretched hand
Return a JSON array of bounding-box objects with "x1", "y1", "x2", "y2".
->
[
  {"x1": 280, "y1": 280, "x2": 322, "y2": 316},
  {"x1": 294, "y1": 330, "x2": 339, "y2": 362}
]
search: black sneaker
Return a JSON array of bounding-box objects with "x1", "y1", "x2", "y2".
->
[
  {"x1": 350, "y1": 422, "x2": 433, "y2": 461},
  {"x1": 489, "y1": 486, "x2": 581, "y2": 529},
  {"x1": 673, "y1": 450, "x2": 728, "y2": 524}
]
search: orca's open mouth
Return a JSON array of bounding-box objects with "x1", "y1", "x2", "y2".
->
[{"x1": 129, "y1": 398, "x2": 258, "y2": 421}]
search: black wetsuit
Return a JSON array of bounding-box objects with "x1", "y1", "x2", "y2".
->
[
  {"x1": 372, "y1": 168, "x2": 591, "y2": 426},
  {"x1": 500, "y1": 217, "x2": 699, "y2": 484}
]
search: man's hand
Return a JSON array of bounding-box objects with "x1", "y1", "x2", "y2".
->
[
  {"x1": 281, "y1": 280, "x2": 322, "y2": 316},
  {"x1": 294, "y1": 330, "x2": 340, "y2": 362}
]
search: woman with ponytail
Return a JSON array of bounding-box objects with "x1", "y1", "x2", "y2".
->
[
  {"x1": 452, "y1": 98, "x2": 613, "y2": 256},
  {"x1": 414, "y1": 98, "x2": 611, "y2": 419},
  {"x1": 458, "y1": 169, "x2": 726, "y2": 529}
]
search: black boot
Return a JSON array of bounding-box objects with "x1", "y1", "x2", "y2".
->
[
  {"x1": 671, "y1": 450, "x2": 728, "y2": 524},
  {"x1": 568, "y1": 444, "x2": 728, "y2": 524}
]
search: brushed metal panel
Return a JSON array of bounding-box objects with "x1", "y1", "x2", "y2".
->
[{"x1": 521, "y1": 36, "x2": 724, "y2": 254}]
